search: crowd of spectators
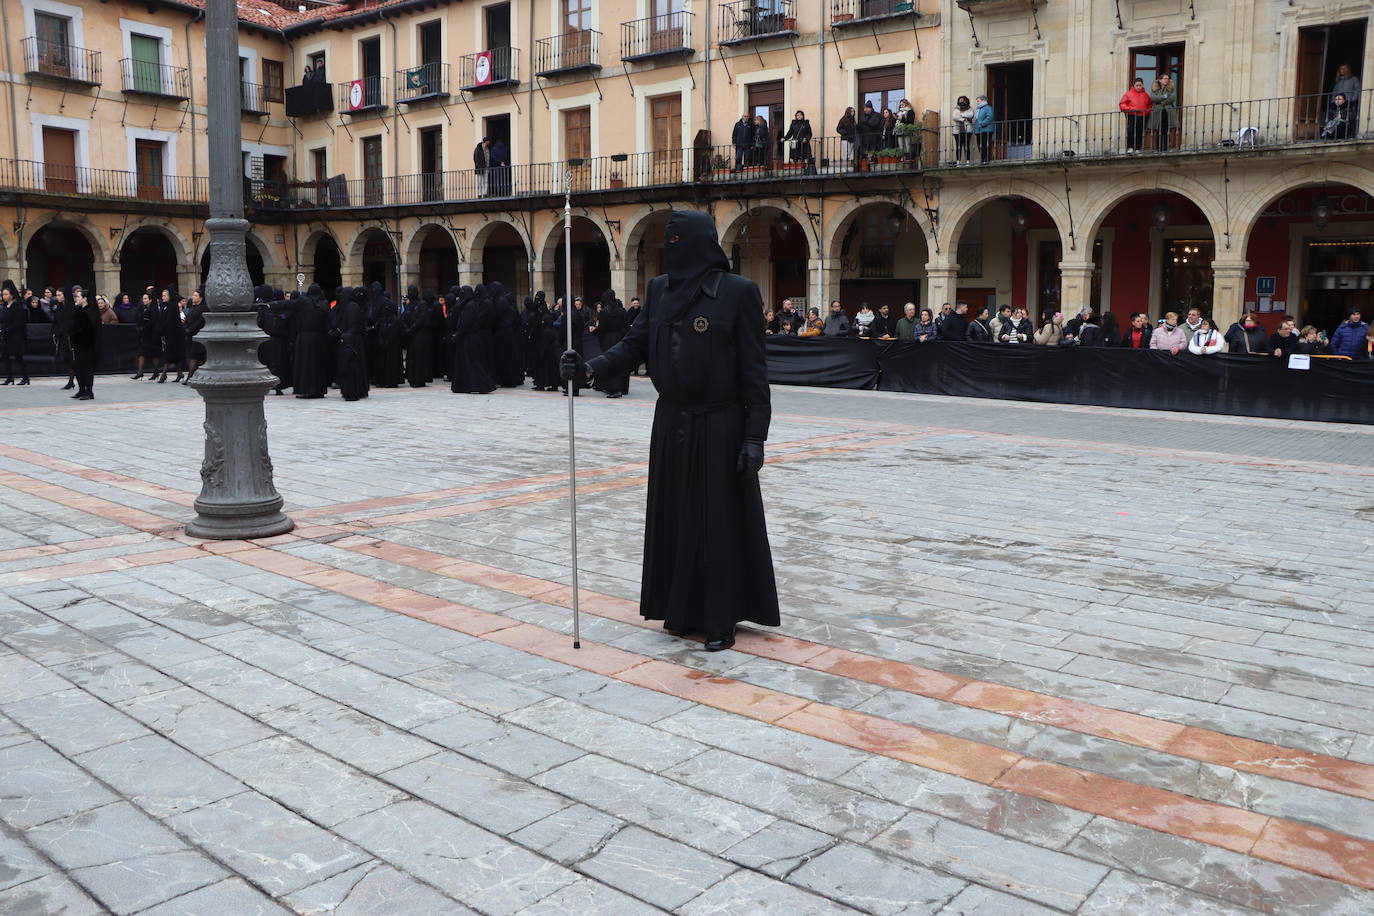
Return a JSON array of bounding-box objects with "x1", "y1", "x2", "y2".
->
[{"x1": 761, "y1": 298, "x2": 1374, "y2": 360}]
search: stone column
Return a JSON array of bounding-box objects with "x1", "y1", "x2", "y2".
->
[
  {"x1": 1211, "y1": 260, "x2": 1250, "y2": 329},
  {"x1": 610, "y1": 265, "x2": 637, "y2": 301},
  {"x1": 456, "y1": 262, "x2": 482, "y2": 288},
  {"x1": 93, "y1": 267, "x2": 120, "y2": 300},
  {"x1": 808, "y1": 258, "x2": 831, "y2": 316},
  {"x1": 186, "y1": 0, "x2": 292, "y2": 541},
  {"x1": 1058, "y1": 261, "x2": 1096, "y2": 315},
  {"x1": 924, "y1": 262, "x2": 960, "y2": 311}
]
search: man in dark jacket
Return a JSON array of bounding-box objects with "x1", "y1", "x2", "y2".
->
[
  {"x1": 822, "y1": 300, "x2": 850, "y2": 336},
  {"x1": 1224, "y1": 312, "x2": 1269, "y2": 355},
  {"x1": 938, "y1": 302, "x2": 969, "y2": 340},
  {"x1": 473, "y1": 137, "x2": 492, "y2": 197},
  {"x1": 489, "y1": 139, "x2": 511, "y2": 196},
  {"x1": 857, "y1": 101, "x2": 882, "y2": 157},
  {"x1": 731, "y1": 114, "x2": 752, "y2": 169},
  {"x1": 568, "y1": 210, "x2": 779, "y2": 651}
]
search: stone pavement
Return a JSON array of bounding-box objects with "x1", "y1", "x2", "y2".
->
[{"x1": 1, "y1": 376, "x2": 1373, "y2": 915}]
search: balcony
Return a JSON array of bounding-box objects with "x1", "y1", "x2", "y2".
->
[
  {"x1": 338, "y1": 75, "x2": 388, "y2": 115},
  {"x1": 925, "y1": 89, "x2": 1374, "y2": 170},
  {"x1": 285, "y1": 78, "x2": 333, "y2": 118},
  {"x1": 0, "y1": 158, "x2": 206, "y2": 203},
  {"x1": 240, "y1": 81, "x2": 269, "y2": 115},
  {"x1": 459, "y1": 48, "x2": 520, "y2": 91},
  {"x1": 719, "y1": 0, "x2": 797, "y2": 45},
  {"x1": 830, "y1": 0, "x2": 917, "y2": 27},
  {"x1": 120, "y1": 59, "x2": 190, "y2": 101},
  {"x1": 396, "y1": 62, "x2": 449, "y2": 104},
  {"x1": 22, "y1": 37, "x2": 100, "y2": 86},
  {"x1": 535, "y1": 30, "x2": 602, "y2": 77},
  {"x1": 621, "y1": 13, "x2": 694, "y2": 62}
]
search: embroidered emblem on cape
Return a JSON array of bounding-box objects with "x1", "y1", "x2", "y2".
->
[{"x1": 692, "y1": 316, "x2": 709, "y2": 333}]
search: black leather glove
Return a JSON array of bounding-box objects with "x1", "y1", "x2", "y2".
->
[
  {"x1": 559, "y1": 349, "x2": 587, "y2": 381},
  {"x1": 736, "y1": 439, "x2": 764, "y2": 476}
]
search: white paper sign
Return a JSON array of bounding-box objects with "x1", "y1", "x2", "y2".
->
[{"x1": 1288, "y1": 354, "x2": 1310, "y2": 370}]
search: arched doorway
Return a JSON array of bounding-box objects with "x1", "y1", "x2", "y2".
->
[
  {"x1": 356, "y1": 228, "x2": 397, "y2": 298},
  {"x1": 628, "y1": 210, "x2": 673, "y2": 294},
  {"x1": 478, "y1": 223, "x2": 529, "y2": 297},
  {"x1": 550, "y1": 217, "x2": 612, "y2": 303},
  {"x1": 120, "y1": 228, "x2": 180, "y2": 295},
  {"x1": 311, "y1": 234, "x2": 342, "y2": 292},
  {"x1": 26, "y1": 222, "x2": 95, "y2": 292},
  {"x1": 1092, "y1": 191, "x2": 1214, "y2": 321},
  {"x1": 200, "y1": 236, "x2": 265, "y2": 291},
  {"x1": 950, "y1": 196, "x2": 1065, "y2": 320},
  {"x1": 724, "y1": 208, "x2": 809, "y2": 311},
  {"x1": 414, "y1": 225, "x2": 459, "y2": 294},
  {"x1": 1244, "y1": 184, "x2": 1374, "y2": 334},
  {"x1": 831, "y1": 204, "x2": 929, "y2": 314}
]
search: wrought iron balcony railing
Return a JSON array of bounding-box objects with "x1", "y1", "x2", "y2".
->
[
  {"x1": 22, "y1": 37, "x2": 100, "y2": 86},
  {"x1": 396, "y1": 62, "x2": 449, "y2": 104},
  {"x1": 535, "y1": 30, "x2": 602, "y2": 77},
  {"x1": 0, "y1": 158, "x2": 206, "y2": 202},
  {"x1": 719, "y1": 0, "x2": 797, "y2": 44},
  {"x1": 621, "y1": 13, "x2": 694, "y2": 61},
  {"x1": 459, "y1": 48, "x2": 520, "y2": 91},
  {"x1": 240, "y1": 81, "x2": 269, "y2": 114},
  {"x1": 830, "y1": 0, "x2": 918, "y2": 26},
  {"x1": 338, "y1": 75, "x2": 388, "y2": 114},
  {"x1": 120, "y1": 58, "x2": 190, "y2": 100}
]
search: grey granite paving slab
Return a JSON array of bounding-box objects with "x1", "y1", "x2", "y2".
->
[
  {"x1": 0, "y1": 741, "x2": 118, "y2": 829},
  {"x1": 136, "y1": 877, "x2": 291, "y2": 915},
  {"x1": 208, "y1": 736, "x2": 407, "y2": 828},
  {"x1": 1, "y1": 689, "x2": 149, "y2": 756},
  {"x1": 0, "y1": 652, "x2": 73, "y2": 705},
  {"x1": 25, "y1": 801, "x2": 187, "y2": 868},
  {"x1": 513, "y1": 877, "x2": 665, "y2": 915},
  {"x1": 284, "y1": 861, "x2": 471, "y2": 915},
  {"x1": 788, "y1": 842, "x2": 967, "y2": 915},
  {"x1": 113, "y1": 686, "x2": 275, "y2": 757},
  {"x1": 504, "y1": 696, "x2": 706, "y2": 772},
  {"x1": 1077, "y1": 870, "x2": 1262, "y2": 915},
  {"x1": 335, "y1": 801, "x2": 578, "y2": 916},
  {"x1": 73, "y1": 734, "x2": 244, "y2": 820},
  {"x1": 508, "y1": 804, "x2": 624, "y2": 866},
  {"x1": 257, "y1": 697, "x2": 439, "y2": 775},
  {"x1": 577, "y1": 826, "x2": 736, "y2": 910},
  {"x1": 935, "y1": 884, "x2": 1062, "y2": 915},
  {"x1": 49, "y1": 652, "x2": 181, "y2": 705},
  {"x1": 0, "y1": 823, "x2": 50, "y2": 892},
  {"x1": 0, "y1": 872, "x2": 104, "y2": 915},
  {"x1": 166, "y1": 791, "x2": 367, "y2": 896},
  {"x1": 655, "y1": 705, "x2": 871, "y2": 779},
  {"x1": 680, "y1": 868, "x2": 864, "y2": 915},
  {"x1": 162, "y1": 655, "x2": 316, "y2": 717},
  {"x1": 720, "y1": 820, "x2": 837, "y2": 877},
  {"x1": 381, "y1": 750, "x2": 569, "y2": 834}
]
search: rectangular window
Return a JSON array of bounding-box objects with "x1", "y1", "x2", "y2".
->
[
  {"x1": 747, "y1": 80, "x2": 784, "y2": 162},
  {"x1": 564, "y1": 106, "x2": 592, "y2": 190},
  {"x1": 311, "y1": 148, "x2": 327, "y2": 181},
  {"x1": 263, "y1": 59, "x2": 284, "y2": 102},
  {"x1": 857, "y1": 64, "x2": 903, "y2": 116},
  {"x1": 33, "y1": 12, "x2": 71, "y2": 76},
  {"x1": 566, "y1": 0, "x2": 592, "y2": 32},
  {"x1": 362, "y1": 135, "x2": 383, "y2": 205},
  {"x1": 650, "y1": 93, "x2": 681, "y2": 180},
  {"x1": 986, "y1": 60, "x2": 1034, "y2": 152},
  {"x1": 135, "y1": 138, "x2": 165, "y2": 201},
  {"x1": 129, "y1": 34, "x2": 163, "y2": 94},
  {"x1": 307, "y1": 51, "x2": 326, "y2": 82},
  {"x1": 419, "y1": 126, "x2": 443, "y2": 200},
  {"x1": 418, "y1": 21, "x2": 442, "y2": 65}
]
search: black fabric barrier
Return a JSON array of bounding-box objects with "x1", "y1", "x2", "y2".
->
[
  {"x1": 26, "y1": 324, "x2": 141, "y2": 376},
  {"x1": 765, "y1": 336, "x2": 880, "y2": 390},
  {"x1": 876, "y1": 341, "x2": 1374, "y2": 425}
]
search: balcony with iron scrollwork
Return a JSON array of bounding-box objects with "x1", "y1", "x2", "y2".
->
[
  {"x1": 240, "y1": 81, "x2": 269, "y2": 115},
  {"x1": 535, "y1": 30, "x2": 602, "y2": 78},
  {"x1": 120, "y1": 58, "x2": 189, "y2": 101},
  {"x1": 459, "y1": 48, "x2": 520, "y2": 92},
  {"x1": 396, "y1": 62, "x2": 449, "y2": 104},
  {"x1": 22, "y1": 37, "x2": 100, "y2": 87},
  {"x1": 718, "y1": 0, "x2": 797, "y2": 46},
  {"x1": 621, "y1": 12, "x2": 694, "y2": 63},
  {"x1": 337, "y1": 75, "x2": 388, "y2": 116}
]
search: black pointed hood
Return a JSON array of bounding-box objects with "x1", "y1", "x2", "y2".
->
[{"x1": 663, "y1": 210, "x2": 728, "y2": 289}]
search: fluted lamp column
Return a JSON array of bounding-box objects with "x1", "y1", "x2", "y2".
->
[{"x1": 186, "y1": 0, "x2": 293, "y2": 539}]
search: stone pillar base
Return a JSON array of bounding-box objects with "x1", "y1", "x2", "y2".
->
[
  {"x1": 924, "y1": 264, "x2": 960, "y2": 311},
  {"x1": 1211, "y1": 261, "x2": 1250, "y2": 330},
  {"x1": 1058, "y1": 261, "x2": 1096, "y2": 315}
]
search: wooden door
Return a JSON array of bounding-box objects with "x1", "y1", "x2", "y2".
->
[
  {"x1": 564, "y1": 0, "x2": 593, "y2": 67},
  {"x1": 362, "y1": 136, "x2": 383, "y2": 205},
  {"x1": 34, "y1": 12, "x2": 70, "y2": 77},
  {"x1": 419, "y1": 127, "x2": 443, "y2": 200},
  {"x1": 564, "y1": 107, "x2": 592, "y2": 190},
  {"x1": 650, "y1": 0, "x2": 684, "y2": 52},
  {"x1": 130, "y1": 34, "x2": 161, "y2": 93},
  {"x1": 1295, "y1": 27, "x2": 1327, "y2": 140},
  {"x1": 42, "y1": 127, "x2": 77, "y2": 193},
  {"x1": 135, "y1": 140, "x2": 164, "y2": 200},
  {"x1": 651, "y1": 94, "x2": 681, "y2": 181}
]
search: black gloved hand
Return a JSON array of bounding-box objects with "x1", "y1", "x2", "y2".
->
[
  {"x1": 559, "y1": 349, "x2": 587, "y2": 381},
  {"x1": 736, "y1": 439, "x2": 764, "y2": 476}
]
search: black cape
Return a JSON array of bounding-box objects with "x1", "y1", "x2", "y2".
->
[
  {"x1": 588, "y1": 210, "x2": 778, "y2": 632},
  {"x1": 292, "y1": 286, "x2": 331, "y2": 398},
  {"x1": 335, "y1": 288, "x2": 370, "y2": 401},
  {"x1": 450, "y1": 287, "x2": 497, "y2": 394}
]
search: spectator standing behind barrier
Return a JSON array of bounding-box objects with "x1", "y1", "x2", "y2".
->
[
  {"x1": 999, "y1": 307, "x2": 1032, "y2": 344},
  {"x1": 1188, "y1": 317, "x2": 1224, "y2": 355},
  {"x1": 836, "y1": 107, "x2": 857, "y2": 164},
  {"x1": 1269, "y1": 319, "x2": 1300, "y2": 358},
  {"x1": 913, "y1": 308, "x2": 939, "y2": 343},
  {"x1": 1149, "y1": 74, "x2": 1179, "y2": 150},
  {"x1": 895, "y1": 303, "x2": 919, "y2": 339},
  {"x1": 1099, "y1": 312, "x2": 1122, "y2": 347},
  {"x1": 1225, "y1": 311, "x2": 1270, "y2": 354},
  {"x1": 854, "y1": 303, "x2": 875, "y2": 339},
  {"x1": 1150, "y1": 311, "x2": 1188, "y2": 353},
  {"x1": 1034, "y1": 310, "x2": 1064, "y2": 346},
  {"x1": 1294, "y1": 325, "x2": 1326, "y2": 355},
  {"x1": 1181, "y1": 307, "x2": 1204, "y2": 342},
  {"x1": 989, "y1": 305, "x2": 1012, "y2": 341},
  {"x1": 1329, "y1": 309, "x2": 1368, "y2": 357},
  {"x1": 1361, "y1": 327, "x2": 1374, "y2": 360},
  {"x1": 731, "y1": 114, "x2": 752, "y2": 169},
  {"x1": 1122, "y1": 313, "x2": 1153, "y2": 349},
  {"x1": 776, "y1": 297, "x2": 801, "y2": 331},
  {"x1": 798, "y1": 308, "x2": 824, "y2": 338},
  {"x1": 938, "y1": 302, "x2": 969, "y2": 340},
  {"x1": 967, "y1": 306, "x2": 994, "y2": 342},
  {"x1": 1063, "y1": 307, "x2": 1094, "y2": 344},
  {"x1": 873, "y1": 303, "x2": 898, "y2": 340},
  {"x1": 823, "y1": 301, "x2": 850, "y2": 337}
]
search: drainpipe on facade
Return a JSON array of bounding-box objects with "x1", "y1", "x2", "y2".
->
[
  {"x1": 184, "y1": 8, "x2": 206, "y2": 286},
  {"x1": 382, "y1": 7, "x2": 400, "y2": 297},
  {"x1": 702, "y1": 0, "x2": 712, "y2": 153},
  {"x1": 817, "y1": 10, "x2": 827, "y2": 312},
  {"x1": 1, "y1": 0, "x2": 24, "y2": 255},
  {"x1": 527, "y1": 3, "x2": 536, "y2": 299}
]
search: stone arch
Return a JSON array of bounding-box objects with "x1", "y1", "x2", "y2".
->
[
  {"x1": 298, "y1": 227, "x2": 345, "y2": 268},
  {"x1": 823, "y1": 198, "x2": 934, "y2": 262},
  {"x1": 111, "y1": 218, "x2": 192, "y2": 269},
  {"x1": 1230, "y1": 161, "x2": 1374, "y2": 255},
  {"x1": 193, "y1": 228, "x2": 282, "y2": 278},
  {"x1": 937, "y1": 177, "x2": 1073, "y2": 256},
  {"x1": 346, "y1": 225, "x2": 399, "y2": 265},
  {"x1": 20, "y1": 211, "x2": 109, "y2": 267},
  {"x1": 1076, "y1": 170, "x2": 1230, "y2": 252},
  {"x1": 534, "y1": 209, "x2": 619, "y2": 276},
  {"x1": 718, "y1": 199, "x2": 819, "y2": 254},
  {"x1": 403, "y1": 222, "x2": 458, "y2": 266},
  {"x1": 468, "y1": 215, "x2": 533, "y2": 263},
  {"x1": 620, "y1": 205, "x2": 674, "y2": 258}
]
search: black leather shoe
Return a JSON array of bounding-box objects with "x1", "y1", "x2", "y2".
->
[
  {"x1": 61, "y1": 380, "x2": 75, "y2": 390},
  {"x1": 704, "y1": 629, "x2": 736, "y2": 652}
]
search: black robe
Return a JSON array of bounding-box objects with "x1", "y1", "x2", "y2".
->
[
  {"x1": 292, "y1": 291, "x2": 331, "y2": 398},
  {"x1": 160, "y1": 302, "x2": 186, "y2": 364},
  {"x1": 588, "y1": 211, "x2": 778, "y2": 633},
  {"x1": 257, "y1": 296, "x2": 292, "y2": 391},
  {"x1": 595, "y1": 296, "x2": 631, "y2": 396},
  {"x1": 531, "y1": 307, "x2": 562, "y2": 390},
  {"x1": 450, "y1": 292, "x2": 497, "y2": 394},
  {"x1": 403, "y1": 297, "x2": 435, "y2": 387},
  {"x1": 373, "y1": 300, "x2": 404, "y2": 387},
  {"x1": 334, "y1": 291, "x2": 369, "y2": 401}
]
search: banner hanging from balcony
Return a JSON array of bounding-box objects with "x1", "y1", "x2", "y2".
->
[
  {"x1": 472, "y1": 51, "x2": 493, "y2": 86},
  {"x1": 405, "y1": 68, "x2": 427, "y2": 91},
  {"x1": 347, "y1": 79, "x2": 366, "y2": 111}
]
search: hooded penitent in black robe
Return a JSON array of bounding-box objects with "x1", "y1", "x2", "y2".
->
[
  {"x1": 401, "y1": 287, "x2": 433, "y2": 387},
  {"x1": 554, "y1": 298, "x2": 590, "y2": 395},
  {"x1": 595, "y1": 290, "x2": 631, "y2": 397},
  {"x1": 292, "y1": 285, "x2": 331, "y2": 398},
  {"x1": 450, "y1": 286, "x2": 497, "y2": 394},
  {"x1": 364, "y1": 282, "x2": 385, "y2": 384},
  {"x1": 587, "y1": 210, "x2": 779, "y2": 634},
  {"x1": 335, "y1": 287, "x2": 370, "y2": 401},
  {"x1": 521, "y1": 297, "x2": 541, "y2": 379},
  {"x1": 490, "y1": 284, "x2": 523, "y2": 387},
  {"x1": 256, "y1": 287, "x2": 293, "y2": 393},
  {"x1": 430, "y1": 292, "x2": 449, "y2": 381},
  {"x1": 373, "y1": 294, "x2": 404, "y2": 387},
  {"x1": 531, "y1": 300, "x2": 562, "y2": 391}
]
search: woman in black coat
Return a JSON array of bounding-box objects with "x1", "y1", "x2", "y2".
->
[
  {"x1": 532, "y1": 298, "x2": 562, "y2": 391},
  {"x1": 782, "y1": 111, "x2": 813, "y2": 165},
  {"x1": 69, "y1": 287, "x2": 100, "y2": 400},
  {"x1": 1, "y1": 281, "x2": 29, "y2": 385},
  {"x1": 594, "y1": 290, "x2": 631, "y2": 398},
  {"x1": 750, "y1": 115, "x2": 771, "y2": 167},
  {"x1": 184, "y1": 290, "x2": 207, "y2": 385},
  {"x1": 159, "y1": 291, "x2": 187, "y2": 383},
  {"x1": 132, "y1": 291, "x2": 162, "y2": 380}
]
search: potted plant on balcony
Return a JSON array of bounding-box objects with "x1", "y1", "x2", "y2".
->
[
  {"x1": 833, "y1": 9, "x2": 853, "y2": 23},
  {"x1": 873, "y1": 147, "x2": 903, "y2": 169},
  {"x1": 609, "y1": 169, "x2": 625, "y2": 189},
  {"x1": 894, "y1": 0, "x2": 914, "y2": 12},
  {"x1": 783, "y1": 15, "x2": 797, "y2": 30}
]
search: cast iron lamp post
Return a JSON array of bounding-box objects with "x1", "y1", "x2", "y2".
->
[{"x1": 186, "y1": 0, "x2": 293, "y2": 539}]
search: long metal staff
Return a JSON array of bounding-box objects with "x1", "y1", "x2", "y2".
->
[{"x1": 564, "y1": 164, "x2": 581, "y2": 649}]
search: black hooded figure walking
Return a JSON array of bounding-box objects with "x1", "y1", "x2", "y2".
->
[
  {"x1": 373, "y1": 289, "x2": 404, "y2": 387},
  {"x1": 402, "y1": 287, "x2": 434, "y2": 387},
  {"x1": 334, "y1": 287, "x2": 370, "y2": 401},
  {"x1": 450, "y1": 285, "x2": 497, "y2": 394},
  {"x1": 69, "y1": 287, "x2": 100, "y2": 400},
  {"x1": 532, "y1": 294, "x2": 562, "y2": 391},
  {"x1": 256, "y1": 286, "x2": 292, "y2": 395},
  {"x1": 594, "y1": 290, "x2": 631, "y2": 398},
  {"x1": 574, "y1": 210, "x2": 779, "y2": 649},
  {"x1": 491, "y1": 285, "x2": 523, "y2": 387},
  {"x1": 292, "y1": 284, "x2": 331, "y2": 398}
]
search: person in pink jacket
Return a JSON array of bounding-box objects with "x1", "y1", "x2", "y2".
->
[
  {"x1": 1150, "y1": 310, "x2": 1189, "y2": 354},
  {"x1": 1119, "y1": 78, "x2": 1152, "y2": 152}
]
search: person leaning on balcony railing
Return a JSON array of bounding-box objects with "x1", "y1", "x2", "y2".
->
[
  {"x1": 1148, "y1": 75, "x2": 1178, "y2": 151},
  {"x1": 836, "y1": 107, "x2": 857, "y2": 164},
  {"x1": 1321, "y1": 94, "x2": 1352, "y2": 141},
  {"x1": 1331, "y1": 64, "x2": 1361, "y2": 128},
  {"x1": 858, "y1": 102, "x2": 882, "y2": 160},
  {"x1": 972, "y1": 97, "x2": 995, "y2": 162},
  {"x1": 1119, "y1": 78, "x2": 1152, "y2": 153},
  {"x1": 951, "y1": 96, "x2": 975, "y2": 164},
  {"x1": 783, "y1": 111, "x2": 814, "y2": 170}
]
